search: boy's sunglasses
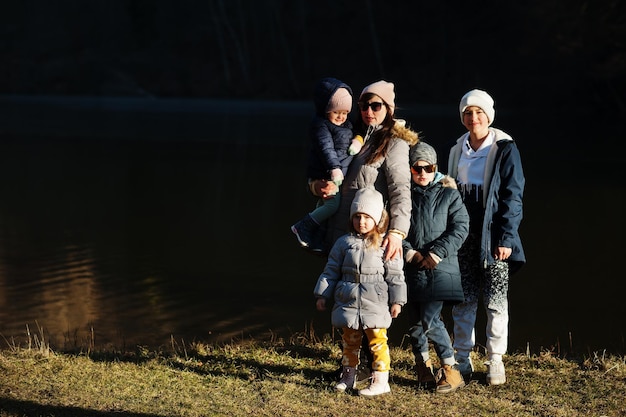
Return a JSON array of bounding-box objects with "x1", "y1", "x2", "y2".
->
[
  {"x1": 358, "y1": 102, "x2": 384, "y2": 112},
  {"x1": 411, "y1": 164, "x2": 436, "y2": 174}
]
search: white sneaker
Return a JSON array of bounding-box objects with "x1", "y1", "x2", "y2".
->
[{"x1": 486, "y1": 359, "x2": 506, "y2": 385}]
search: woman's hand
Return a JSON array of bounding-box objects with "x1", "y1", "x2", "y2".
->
[
  {"x1": 382, "y1": 233, "x2": 403, "y2": 261},
  {"x1": 311, "y1": 179, "x2": 338, "y2": 199},
  {"x1": 316, "y1": 297, "x2": 326, "y2": 311}
]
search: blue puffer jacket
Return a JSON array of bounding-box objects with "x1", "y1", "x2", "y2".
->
[
  {"x1": 314, "y1": 233, "x2": 407, "y2": 330},
  {"x1": 306, "y1": 77, "x2": 355, "y2": 180},
  {"x1": 402, "y1": 173, "x2": 469, "y2": 303}
]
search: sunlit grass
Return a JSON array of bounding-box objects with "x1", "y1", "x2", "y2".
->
[{"x1": 0, "y1": 325, "x2": 624, "y2": 417}]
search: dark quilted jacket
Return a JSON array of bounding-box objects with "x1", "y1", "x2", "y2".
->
[
  {"x1": 306, "y1": 77, "x2": 355, "y2": 180},
  {"x1": 402, "y1": 173, "x2": 470, "y2": 303}
]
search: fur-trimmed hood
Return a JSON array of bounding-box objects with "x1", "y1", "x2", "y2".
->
[
  {"x1": 416, "y1": 172, "x2": 458, "y2": 190},
  {"x1": 411, "y1": 171, "x2": 458, "y2": 190},
  {"x1": 438, "y1": 173, "x2": 458, "y2": 189},
  {"x1": 361, "y1": 118, "x2": 419, "y2": 146},
  {"x1": 391, "y1": 119, "x2": 419, "y2": 146}
]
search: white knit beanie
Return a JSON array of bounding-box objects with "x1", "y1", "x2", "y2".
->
[
  {"x1": 459, "y1": 89, "x2": 495, "y2": 126},
  {"x1": 360, "y1": 80, "x2": 395, "y2": 113},
  {"x1": 350, "y1": 188, "x2": 384, "y2": 225},
  {"x1": 326, "y1": 87, "x2": 353, "y2": 112}
]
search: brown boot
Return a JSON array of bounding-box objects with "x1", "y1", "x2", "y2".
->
[
  {"x1": 415, "y1": 359, "x2": 436, "y2": 390},
  {"x1": 436, "y1": 364, "x2": 465, "y2": 394}
]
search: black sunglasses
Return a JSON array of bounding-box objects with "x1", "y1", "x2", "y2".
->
[
  {"x1": 358, "y1": 102, "x2": 384, "y2": 112},
  {"x1": 411, "y1": 164, "x2": 436, "y2": 174}
]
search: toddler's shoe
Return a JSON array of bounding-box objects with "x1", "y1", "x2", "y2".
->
[{"x1": 290, "y1": 214, "x2": 318, "y2": 248}]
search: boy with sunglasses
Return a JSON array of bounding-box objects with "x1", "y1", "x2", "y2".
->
[{"x1": 402, "y1": 142, "x2": 470, "y2": 394}]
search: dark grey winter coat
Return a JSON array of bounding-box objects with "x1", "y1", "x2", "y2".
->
[
  {"x1": 327, "y1": 121, "x2": 418, "y2": 246},
  {"x1": 314, "y1": 234, "x2": 407, "y2": 330},
  {"x1": 402, "y1": 173, "x2": 469, "y2": 303}
]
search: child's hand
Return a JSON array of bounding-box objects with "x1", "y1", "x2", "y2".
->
[
  {"x1": 330, "y1": 168, "x2": 344, "y2": 187},
  {"x1": 390, "y1": 304, "x2": 401, "y2": 318},
  {"x1": 348, "y1": 135, "x2": 364, "y2": 155},
  {"x1": 410, "y1": 251, "x2": 424, "y2": 265},
  {"x1": 316, "y1": 298, "x2": 326, "y2": 311},
  {"x1": 418, "y1": 253, "x2": 439, "y2": 270}
]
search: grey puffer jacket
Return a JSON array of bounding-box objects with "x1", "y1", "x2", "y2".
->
[
  {"x1": 314, "y1": 233, "x2": 407, "y2": 330},
  {"x1": 402, "y1": 173, "x2": 469, "y2": 303},
  {"x1": 327, "y1": 120, "x2": 418, "y2": 245}
]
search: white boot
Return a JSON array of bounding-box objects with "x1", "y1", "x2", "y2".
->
[
  {"x1": 358, "y1": 371, "x2": 390, "y2": 397},
  {"x1": 335, "y1": 366, "x2": 356, "y2": 392}
]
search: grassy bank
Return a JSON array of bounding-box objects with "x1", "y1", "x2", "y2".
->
[{"x1": 0, "y1": 331, "x2": 624, "y2": 417}]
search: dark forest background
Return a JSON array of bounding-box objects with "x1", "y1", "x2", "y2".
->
[
  {"x1": 0, "y1": 0, "x2": 625, "y2": 352},
  {"x1": 0, "y1": 0, "x2": 624, "y2": 121}
]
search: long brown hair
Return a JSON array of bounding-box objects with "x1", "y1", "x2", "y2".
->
[
  {"x1": 356, "y1": 92, "x2": 397, "y2": 165},
  {"x1": 349, "y1": 208, "x2": 390, "y2": 249}
]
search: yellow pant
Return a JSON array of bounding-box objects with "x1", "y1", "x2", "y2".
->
[{"x1": 341, "y1": 327, "x2": 390, "y2": 372}]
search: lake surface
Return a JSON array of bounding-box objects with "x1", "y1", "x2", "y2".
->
[{"x1": 0, "y1": 96, "x2": 624, "y2": 355}]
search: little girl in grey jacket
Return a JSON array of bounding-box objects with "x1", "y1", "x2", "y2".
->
[{"x1": 314, "y1": 187, "x2": 406, "y2": 396}]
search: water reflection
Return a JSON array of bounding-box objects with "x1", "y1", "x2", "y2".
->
[
  {"x1": 0, "y1": 132, "x2": 325, "y2": 350},
  {"x1": 0, "y1": 99, "x2": 624, "y2": 355}
]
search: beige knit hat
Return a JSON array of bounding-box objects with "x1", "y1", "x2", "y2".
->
[
  {"x1": 359, "y1": 80, "x2": 395, "y2": 113},
  {"x1": 350, "y1": 188, "x2": 385, "y2": 225},
  {"x1": 326, "y1": 87, "x2": 353, "y2": 112}
]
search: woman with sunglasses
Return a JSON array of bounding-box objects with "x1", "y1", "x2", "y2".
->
[
  {"x1": 447, "y1": 89, "x2": 526, "y2": 386},
  {"x1": 315, "y1": 80, "x2": 418, "y2": 261},
  {"x1": 402, "y1": 141, "x2": 469, "y2": 394}
]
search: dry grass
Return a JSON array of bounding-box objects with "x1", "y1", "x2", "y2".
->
[{"x1": 0, "y1": 328, "x2": 625, "y2": 417}]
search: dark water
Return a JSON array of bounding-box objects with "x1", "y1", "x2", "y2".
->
[{"x1": 0, "y1": 96, "x2": 624, "y2": 355}]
